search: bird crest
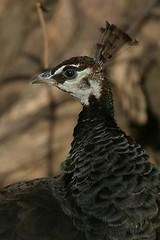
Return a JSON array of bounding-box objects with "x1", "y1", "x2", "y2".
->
[{"x1": 95, "y1": 21, "x2": 138, "y2": 64}]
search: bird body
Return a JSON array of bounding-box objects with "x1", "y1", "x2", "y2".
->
[
  {"x1": 0, "y1": 21, "x2": 160, "y2": 240},
  {"x1": 60, "y1": 95, "x2": 160, "y2": 240}
]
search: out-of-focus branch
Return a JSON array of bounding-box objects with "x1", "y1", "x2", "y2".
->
[
  {"x1": 35, "y1": 0, "x2": 55, "y2": 176},
  {"x1": 35, "y1": 0, "x2": 49, "y2": 69}
]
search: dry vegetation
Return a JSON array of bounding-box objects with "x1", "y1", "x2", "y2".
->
[{"x1": 0, "y1": 0, "x2": 160, "y2": 186}]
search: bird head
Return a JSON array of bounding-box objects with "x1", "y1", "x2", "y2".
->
[
  {"x1": 31, "y1": 21, "x2": 137, "y2": 107},
  {"x1": 32, "y1": 56, "x2": 104, "y2": 105}
]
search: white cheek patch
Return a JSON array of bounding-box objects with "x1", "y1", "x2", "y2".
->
[
  {"x1": 57, "y1": 68, "x2": 101, "y2": 105},
  {"x1": 77, "y1": 68, "x2": 91, "y2": 80}
]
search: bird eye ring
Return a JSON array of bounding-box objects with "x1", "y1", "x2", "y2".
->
[{"x1": 63, "y1": 68, "x2": 77, "y2": 79}]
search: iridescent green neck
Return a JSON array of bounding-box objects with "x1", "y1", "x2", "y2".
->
[
  {"x1": 61, "y1": 157, "x2": 72, "y2": 173},
  {"x1": 100, "y1": 79, "x2": 114, "y2": 116}
]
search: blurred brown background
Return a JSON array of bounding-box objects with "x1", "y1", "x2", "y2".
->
[{"x1": 0, "y1": 0, "x2": 160, "y2": 187}]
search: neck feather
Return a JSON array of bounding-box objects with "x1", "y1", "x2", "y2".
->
[
  {"x1": 61, "y1": 90, "x2": 116, "y2": 173},
  {"x1": 100, "y1": 79, "x2": 114, "y2": 116}
]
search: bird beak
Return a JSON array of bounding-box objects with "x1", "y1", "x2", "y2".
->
[{"x1": 30, "y1": 70, "x2": 55, "y2": 85}]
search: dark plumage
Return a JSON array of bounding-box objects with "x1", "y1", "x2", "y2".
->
[{"x1": 0, "y1": 21, "x2": 160, "y2": 240}]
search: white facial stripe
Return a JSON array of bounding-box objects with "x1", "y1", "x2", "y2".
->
[
  {"x1": 54, "y1": 64, "x2": 80, "y2": 75},
  {"x1": 54, "y1": 66, "x2": 65, "y2": 75}
]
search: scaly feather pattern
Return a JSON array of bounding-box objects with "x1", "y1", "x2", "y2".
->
[
  {"x1": 0, "y1": 21, "x2": 160, "y2": 240},
  {"x1": 0, "y1": 177, "x2": 86, "y2": 240},
  {"x1": 61, "y1": 94, "x2": 160, "y2": 240}
]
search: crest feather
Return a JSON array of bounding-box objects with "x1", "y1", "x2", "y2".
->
[{"x1": 95, "y1": 21, "x2": 138, "y2": 64}]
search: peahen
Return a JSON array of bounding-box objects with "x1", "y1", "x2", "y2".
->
[{"x1": 0, "y1": 21, "x2": 160, "y2": 240}]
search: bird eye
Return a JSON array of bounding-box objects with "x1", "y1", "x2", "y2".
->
[{"x1": 63, "y1": 68, "x2": 77, "y2": 79}]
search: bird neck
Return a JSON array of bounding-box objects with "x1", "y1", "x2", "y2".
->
[
  {"x1": 88, "y1": 79, "x2": 114, "y2": 117},
  {"x1": 61, "y1": 85, "x2": 117, "y2": 173},
  {"x1": 101, "y1": 79, "x2": 114, "y2": 116}
]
